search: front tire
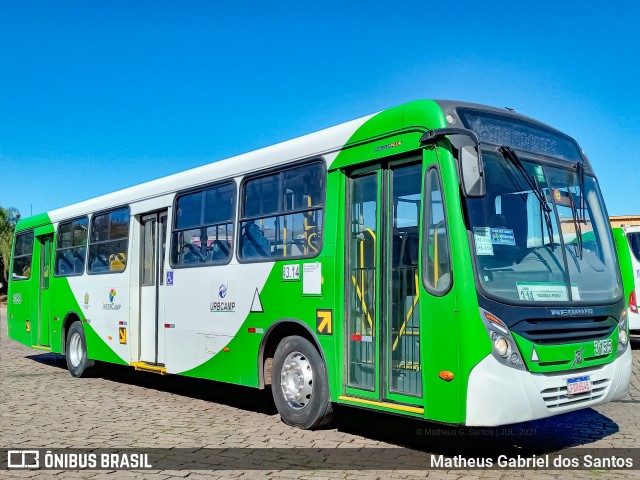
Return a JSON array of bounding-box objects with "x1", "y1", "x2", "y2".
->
[
  {"x1": 272, "y1": 335, "x2": 333, "y2": 429},
  {"x1": 65, "y1": 322, "x2": 95, "y2": 377}
]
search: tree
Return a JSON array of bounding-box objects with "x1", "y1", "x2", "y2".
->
[{"x1": 0, "y1": 207, "x2": 21, "y2": 293}]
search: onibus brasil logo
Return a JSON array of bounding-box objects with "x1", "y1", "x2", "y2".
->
[{"x1": 103, "y1": 288, "x2": 121, "y2": 310}]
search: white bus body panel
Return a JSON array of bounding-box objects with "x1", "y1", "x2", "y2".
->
[
  {"x1": 466, "y1": 348, "x2": 632, "y2": 426},
  {"x1": 163, "y1": 261, "x2": 274, "y2": 374},
  {"x1": 46, "y1": 113, "x2": 374, "y2": 367}
]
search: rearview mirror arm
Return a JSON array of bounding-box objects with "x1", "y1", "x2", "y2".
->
[{"x1": 419, "y1": 127, "x2": 480, "y2": 146}]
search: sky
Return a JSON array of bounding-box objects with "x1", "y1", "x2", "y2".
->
[{"x1": 1, "y1": 1, "x2": 639, "y2": 218}]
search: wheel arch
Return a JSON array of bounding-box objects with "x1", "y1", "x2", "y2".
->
[
  {"x1": 61, "y1": 310, "x2": 83, "y2": 355},
  {"x1": 258, "y1": 318, "x2": 326, "y2": 389}
]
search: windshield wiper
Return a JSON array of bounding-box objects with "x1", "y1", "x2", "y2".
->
[
  {"x1": 568, "y1": 192, "x2": 583, "y2": 259},
  {"x1": 499, "y1": 146, "x2": 555, "y2": 251},
  {"x1": 569, "y1": 161, "x2": 588, "y2": 260},
  {"x1": 576, "y1": 162, "x2": 587, "y2": 224}
]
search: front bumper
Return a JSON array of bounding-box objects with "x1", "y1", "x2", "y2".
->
[{"x1": 465, "y1": 346, "x2": 632, "y2": 426}]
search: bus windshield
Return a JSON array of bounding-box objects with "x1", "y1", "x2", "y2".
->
[{"x1": 464, "y1": 152, "x2": 622, "y2": 304}]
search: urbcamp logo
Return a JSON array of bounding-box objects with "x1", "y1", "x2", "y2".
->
[
  {"x1": 82, "y1": 292, "x2": 90, "y2": 310},
  {"x1": 103, "y1": 289, "x2": 122, "y2": 311},
  {"x1": 210, "y1": 281, "x2": 235, "y2": 313}
]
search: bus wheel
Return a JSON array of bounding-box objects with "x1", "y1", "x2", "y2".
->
[
  {"x1": 272, "y1": 335, "x2": 333, "y2": 429},
  {"x1": 65, "y1": 322, "x2": 95, "y2": 378}
]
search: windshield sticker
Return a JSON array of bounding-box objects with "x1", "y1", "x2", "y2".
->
[
  {"x1": 516, "y1": 282, "x2": 568, "y2": 302},
  {"x1": 571, "y1": 283, "x2": 581, "y2": 301},
  {"x1": 490, "y1": 228, "x2": 516, "y2": 246},
  {"x1": 534, "y1": 165, "x2": 545, "y2": 183},
  {"x1": 474, "y1": 227, "x2": 494, "y2": 256}
]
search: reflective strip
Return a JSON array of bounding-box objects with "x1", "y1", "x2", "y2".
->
[{"x1": 338, "y1": 396, "x2": 424, "y2": 414}]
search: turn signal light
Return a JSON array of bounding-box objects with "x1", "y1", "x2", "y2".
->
[
  {"x1": 630, "y1": 290, "x2": 638, "y2": 314},
  {"x1": 439, "y1": 371, "x2": 454, "y2": 382},
  {"x1": 484, "y1": 311, "x2": 508, "y2": 333}
]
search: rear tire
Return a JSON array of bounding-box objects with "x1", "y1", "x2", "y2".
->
[
  {"x1": 65, "y1": 322, "x2": 95, "y2": 378},
  {"x1": 271, "y1": 335, "x2": 333, "y2": 429}
]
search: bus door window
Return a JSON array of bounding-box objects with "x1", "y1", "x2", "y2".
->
[
  {"x1": 159, "y1": 213, "x2": 167, "y2": 284},
  {"x1": 347, "y1": 173, "x2": 378, "y2": 390},
  {"x1": 389, "y1": 163, "x2": 422, "y2": 397}
]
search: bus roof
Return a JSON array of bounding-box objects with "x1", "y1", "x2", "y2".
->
[{"x1": 15, "y1": 99, "x2": 587, "y2": 231}]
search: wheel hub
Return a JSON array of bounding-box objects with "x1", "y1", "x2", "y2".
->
[
  {"x1": 280, "y1": 351, "x2": 313, "y2": 409},
  {"x1": 69, "y1": 332, "x2": 82, "y2": 368}
]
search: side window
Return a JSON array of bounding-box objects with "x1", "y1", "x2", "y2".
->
[
  {"x1": 423, "y1": 167, "x2": 452, "y2": 294},
  {"x1": 239, "y1": 161, "x2": 325, "y2": 261},
  {"x1": 171, "y1": 182, "x2": 235, "y2": 267},
  {"x1": 54, "y1": 217, "x2": 88, "y2": 276},
  {"x1": 88, "y1": 207, "x2": 130, "y2": 274},
  {"x1": 12, "y1": 230, "x2": 34, "y2": 280},
  {"x1": 628, "y1": 232, "x2": 640, "y2": 263}
]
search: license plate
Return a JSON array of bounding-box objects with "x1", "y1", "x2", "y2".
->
[{"x1": 566, "y1": 376, "x2": 591, "y2": 396}]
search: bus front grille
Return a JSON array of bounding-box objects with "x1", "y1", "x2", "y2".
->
[
  {"x1": 512, "y1": 316, "x2": 617, "y2": 345},
  {"x1": 540, "y1": 378, "x2": 610, "y2": 409}
]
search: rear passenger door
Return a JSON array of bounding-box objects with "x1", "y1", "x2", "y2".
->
[{"x1": 139, "y1": 210, "x2": 168, "y2": 365}]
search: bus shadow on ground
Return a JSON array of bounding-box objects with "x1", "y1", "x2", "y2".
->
[
  {"x1": 26, "y1": 352, "x2": 278, "y2": 415},
  {"x1": 331, "y1": 404, "x2": 618, "y2": 456},
  {"x1": 27, "y1": 352, "x2": 619, "y2": 456}
]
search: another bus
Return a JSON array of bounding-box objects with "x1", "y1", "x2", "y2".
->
[
  {"x1": 7, "y1": 100, "x2": 631, "y2": 429},
  {"x1": 613, "y1": 226, "x2": 640, "y2": 333}
]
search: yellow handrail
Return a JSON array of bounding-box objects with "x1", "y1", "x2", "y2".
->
[
  {"x1": 283, "y1": 226, "x2": 287, "y2": 257},
  {"x1": 303, "y1": 195, "x2": 312, "y2": 255},
  {"x1": 351, "y1": 275, "x2": 374, "y2": 330},
  {"x1": 434, "y1": 225, "x2": 439, "y2": 289},
  {"x1": 354, "y1": 225, "x2": 377, "y2": 333},
  {"x1": 392, "y1": 273, "x2": 420, "y2": 351}
]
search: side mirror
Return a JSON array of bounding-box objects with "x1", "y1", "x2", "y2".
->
[
  {"x1": 420, "y1": 127, "x2": 486, "y2": 197},
  {"x1": 460, "y1": 145, "x2": 485, "y2": 197}
]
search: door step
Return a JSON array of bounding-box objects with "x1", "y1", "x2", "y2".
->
[
  {"x1": 338, "y1": 395, "x2": 424, "y2": 414},
  {"x1": 131, "y1": 362, "x2": 167, "y2": 375}
]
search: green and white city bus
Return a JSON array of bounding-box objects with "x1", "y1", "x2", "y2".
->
[{"x1": 7, "y1": 100, "x2": 631, "y2": 429}]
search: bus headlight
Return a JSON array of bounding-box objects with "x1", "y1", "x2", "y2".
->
[
  {"x1": 495, "y1": 337, "x2": 509, "y2": 357},
  {"x1": 480, "y1": 308, "x2": 526, "y2": 371},
  {"x1": 617, "y1": 310, "x2": 629, "y2": 356}
]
